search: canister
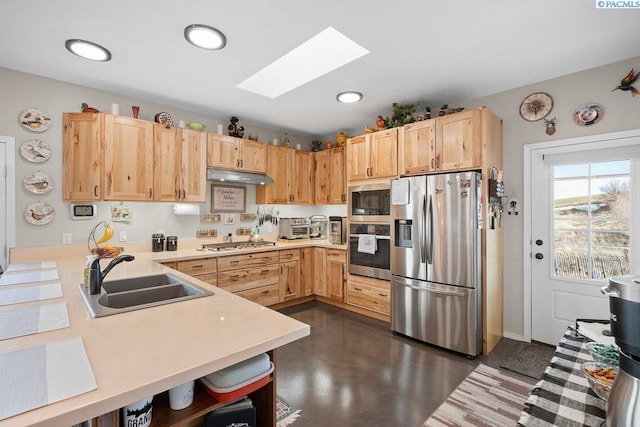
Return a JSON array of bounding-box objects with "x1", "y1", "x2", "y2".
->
[
  {"x1": 166, "y1": 236, "x2": 178, "y2": 251},
  {"x1": 152, "y1": 234, "x2": 165, "y2": 252}
]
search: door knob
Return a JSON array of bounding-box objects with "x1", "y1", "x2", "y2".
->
[
  {"x1": 535, "y1": 253, "x2": 544, "y2": 260},
  {"x1": 535, "y1": 239, "x2": 543, "y2": 246}
]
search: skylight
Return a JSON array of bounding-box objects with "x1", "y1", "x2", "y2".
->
[{"x1": 236, "y1": 27, "x2": 369, "y2": 98}]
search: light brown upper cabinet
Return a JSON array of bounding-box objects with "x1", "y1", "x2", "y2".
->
[
  {"x1": 207, "y1": 134, "x2": 267, "y2": 174},
  {"x1": 314, "y1": 146, "x2": 346, "y2": 204},
  {"x1": 154, "y1": 124, "x2": 207, "y2": 202},
  {"x1": 399, "y1": 108, "x2": 483, "y2": 175},
  {"x1": 346, "y1": 128, "x2": 397, "y2": 181},
  {"x1": 63, "y1": 113, "x2": 103, "y2": 200},
  {"x1": 103, "y1": 115, "x2": 154, "y2": 201},
  {"x1": 256, "y1": 145, "x2": 312, "y2": 205}
]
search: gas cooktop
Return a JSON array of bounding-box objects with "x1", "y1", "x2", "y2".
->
[{"x1": 201, "y1": 241, "x2": 277, "y2": 252}]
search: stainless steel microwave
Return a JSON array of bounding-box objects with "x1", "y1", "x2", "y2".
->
[{"x1": 348, "y1": 183, "x2": 391, "y2": 223}]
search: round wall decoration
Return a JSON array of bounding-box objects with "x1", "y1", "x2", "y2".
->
[
  {"x1": 18, "y1": 108, "x2": 52, "y2": 132},
  {"x1": 24, "y1": 202, "x2": 55, "y2": 225},
  {"x1": 23, "y1": 170, "x2": 54, "y2": 194},
  {"x1": 519, "y1": 92, "x2": 553, "y2": 122},
  {"x1": 19, "y1": 139, "x2": 52, "y2": 163},
  {"x1": 573, "y1": 103, "x2": 604, "y2": 126}
]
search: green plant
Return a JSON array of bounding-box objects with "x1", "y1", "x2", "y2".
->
[{"x1": 383, "y1": 103, "x2": 416, "y2": 128}]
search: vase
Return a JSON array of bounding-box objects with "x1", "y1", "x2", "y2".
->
[{"x1": 132, "y1": 106, "x2": 140, "y2": 119}]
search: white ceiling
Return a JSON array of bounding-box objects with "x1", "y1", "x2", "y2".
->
[{"x1": 1, "y1": 1, "x2": 639, "y2": 138}]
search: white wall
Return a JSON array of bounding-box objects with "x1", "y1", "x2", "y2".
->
[{"x1": 0, "y1": 67, "x2": 345, "y2": 248}]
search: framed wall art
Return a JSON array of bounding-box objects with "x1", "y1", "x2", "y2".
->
[{"x1": 211, "y1": 184, "x2": 246, "y2": 213}]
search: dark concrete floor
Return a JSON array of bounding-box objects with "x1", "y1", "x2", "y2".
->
[{"x1": 276, "y1": 301, "x2": 521, "y2": 427}]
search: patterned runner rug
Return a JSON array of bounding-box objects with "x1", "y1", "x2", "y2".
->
[
  {"x1": 277, "y1": 395, "x2": 301, "y2": 427},
  {"x1": 422, "y1": 364, "x2": 536, "y2": 427}
]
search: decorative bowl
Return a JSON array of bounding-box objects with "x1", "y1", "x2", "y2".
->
[
  {"x1": 187, "y1": 122, "x2": 206, "y2": 131},
  {"x1": 586, "y1": 342, "x2": 619, "y2": 366},
  {"x1": 580, "y1": 361, "x2": 618, "y2": 401}
]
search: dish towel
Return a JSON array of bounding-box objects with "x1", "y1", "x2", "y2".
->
[
  {"x1": 357, "y1": 235, "x2": 377, "y2": 254},
  {"x1": 576, "y1": 321, "x2": 616, "y2": 345},
  {"x1": 0, "y1": 336, "x2": 97, "y2": 421},
  {"x1": 0, "y1": 302, "x2": 69, "y2": 341},
  {"x1": 0, "y1": 283, "x2": 63, "y2": 306}
]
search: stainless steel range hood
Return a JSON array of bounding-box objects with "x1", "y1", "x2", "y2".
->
[{"x1": 206, "y1": 168, "x2": 274, "y2": 185}]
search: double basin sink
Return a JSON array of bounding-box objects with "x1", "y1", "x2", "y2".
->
[{"x1": 80, "y1": 273, "x2": 214, "y2": 317}]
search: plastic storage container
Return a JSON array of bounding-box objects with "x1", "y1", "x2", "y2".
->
[{"x1": 200, "y1": 353, "x2": 273, "y2": 403}]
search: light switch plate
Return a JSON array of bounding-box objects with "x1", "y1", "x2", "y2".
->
[
  {"x1": 119, "y1": 231, "x2": 128, "y2": 242},
  {"x1": 62, "y1": 233, "x2": 72, "y2": 245}
]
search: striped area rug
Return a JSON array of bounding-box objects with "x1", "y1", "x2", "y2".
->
[{"x1": 423, "y1": 364, "x2": 536, "y2": 427}]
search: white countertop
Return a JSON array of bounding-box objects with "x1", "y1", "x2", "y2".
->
[{"x1": 0, "y1": 238, "x2": 334, "y2": 426}]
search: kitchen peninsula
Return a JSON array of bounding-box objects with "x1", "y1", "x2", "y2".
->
[{"x1": 3, "y1": 240, "x2": 311, "y2": 427}]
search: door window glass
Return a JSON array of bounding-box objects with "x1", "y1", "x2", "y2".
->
[{"x1": 553, "y1": 160, "x2": 630, "y2": 279}]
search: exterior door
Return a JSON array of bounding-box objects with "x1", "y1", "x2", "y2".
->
[{"x1": 530, "y1": 138, "x2": 639, "y2": 345}]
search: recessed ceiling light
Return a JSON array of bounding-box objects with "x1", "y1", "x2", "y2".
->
[
  {"x1": 184, "y1": 24, "x2": 226, "y2": 50},
  {"x1": 236, "y1": 26, "x2": 369, "y2": 98},
  {"x1": 336, "y1": 91, "x2": 363, "y2": 103},
  {"x1": 65, "y1": 39, "x2": 111, "y2": 62}
]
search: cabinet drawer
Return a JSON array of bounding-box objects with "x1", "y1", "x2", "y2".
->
[
  {"x1": 217, "y1": 252, "x2": 279, "y2": 271},
  {"x1": 237, "y1": 283, "x2": 280, "y2": 306},
  {"x1": 347, "y1": 278, "x2": 390, "y2": 315},
  {"x1": 218, "y1": 265, "x2": 279, "y2": 293},
  {"x1": 326, "y1": 248, "x2": 346, "y2": 263},
  {"x1": 176, "y1": 258, "x2": 216, "y2": 274},
  {"x1": 278, "y1": 249, "x2": 300, "y2": 262},
  {"x1": 192, "y1": 272, "x2": 217, "y2": 286}
]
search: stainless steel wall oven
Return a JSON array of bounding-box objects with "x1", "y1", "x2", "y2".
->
[{"x1": 348, "y1": 223, "x2": 391, "y2": 281}]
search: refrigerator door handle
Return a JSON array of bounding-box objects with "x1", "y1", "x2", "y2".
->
[
  {"x1": 426, "y1": 194, "x2": 433, "y2": 264},
  {"x1": 420, "y1": 195, "x2": 427, "y2": 263},
  {"x1": 405, "y1": 283, "x2": 467, "y2": 297}
]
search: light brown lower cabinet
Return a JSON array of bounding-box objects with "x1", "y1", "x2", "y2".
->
[
  {"x1": 174, "y1": 257, "x2": 217, "y2": 286},
  {"x1": 312, "y1": 247, "x2": 327, "y2": 297},
  {"x1": 300, "y1": 248, "x2": 314, "y2": 296},
  {"x1": 279, "y1": 249, "x2": 301, "y2": 302},
  {"x1": 217, "y1": 252, "x2": 280, "y2": 306},
  {"x1": 346, "y1": 275, "x2": 391, "y2": 315},
  {"x1": 327, "y1": 248, "x2": 346, "y2": 302}
]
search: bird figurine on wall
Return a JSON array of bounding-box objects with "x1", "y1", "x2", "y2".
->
[{"x1": 612, "y1": 68, "x2": 639, "y2": 97}]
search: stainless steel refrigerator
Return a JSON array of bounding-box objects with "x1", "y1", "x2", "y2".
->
[{"x1": 390, "y1": 171, "x2": 482, "y2": 356}]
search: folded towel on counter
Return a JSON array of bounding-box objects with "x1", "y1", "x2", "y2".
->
[{"x1": 576, "y1": 320, "x2": 616, "y2": 345}]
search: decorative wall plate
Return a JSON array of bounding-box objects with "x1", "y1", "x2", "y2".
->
[
  {"x1": 154, "y1": 112, "x2": 173, "y2": 126},
  {"x1": 20, "y1": 139, "x2": 52, "y2": 163},
  {"x1": 23, "y1": 170, "x2": 54, "y2": 194},
  {"x1": 573, "y1": 103, "x2": 604, "y2": 126},
  {"x1": 18, "y1": 108, "x2": 52, "y2": 132},
  {"x1": 24, "y1": 202, "x2": 55, "y2": 225}
]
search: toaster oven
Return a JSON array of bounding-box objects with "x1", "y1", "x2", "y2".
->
[{"x1": 278, "y1": 217, "x2": 311, "y2": 240}]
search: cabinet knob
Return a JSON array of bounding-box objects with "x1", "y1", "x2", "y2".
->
[{"x1": 535, "y1": 253, "x2": 544, "y2": 260}]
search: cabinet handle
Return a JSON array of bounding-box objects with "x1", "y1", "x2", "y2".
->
[
  {"x1": 230, "y1": 260, "x2": 240, "y2": 264},
  {"x1": 280, "y1": 266, "x2": 283, "y2": 274},
  {"x1": 436, "y1": 154, "x2": 440, "y2": 169},
  {"x1": 354, "y1": 287, "x2": 363, "y2": 291},
  {"x1": 261, "y1": 290, "x2": 270, "y2": 295},
  {"x1": 378, "y1": 293, "x2": 388, "y2": 297},
  {"x1": 285, "y1": 253, "x2": 293, "y2": 258},
  {"x1": 261, "y1": 269, "x2": 270, "y2": 274},
  {"x1": 94, "y1": 185, "x2": 98, "y2": 197},
  {"x1": 149, "y1": 188, "x2": 153, "y2": 198},
  {"x1": 230, "y1": 274, "x2": 240, "y2": 280},
  {"x1": 261, "y1": 257, "x2": 271, "y2": 261},
  {"x1": 431, "y1": 158, "x2": 435, "y2": 169},
  {"x1": 236, "y1": 159, "x2": 240, "y2": 168},
  {"x1": 369, "y1": 167, "x2": 373, "y2": 176},
  {"x1": 327, "y1": 195, "x2": 330, "y2": 203},
  {"x1": 240, "y1": 159, "x2": 244, "y2": 168},
  {"x1": 191, "y1": 264, "x2": 204, "y2": 269}
]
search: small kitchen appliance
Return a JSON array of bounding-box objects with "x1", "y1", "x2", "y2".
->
[
  {"x1": 329, "y1": 216, "x2": 347, "y2": 244},
  {"x1": 601, "y1": 276, "x2": 640, "y2": 426},
  {"x1": 309, "y1": 215, "x2": 328, "y2": 239},
  {"x1": 278, "y1": 217, "x2": 310, "y2": 240}
]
